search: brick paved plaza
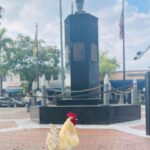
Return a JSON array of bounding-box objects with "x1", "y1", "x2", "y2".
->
[{"x1": 0, "y1": 106, "x2": 149, "y2": 150}]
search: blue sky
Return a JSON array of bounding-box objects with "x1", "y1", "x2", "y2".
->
[
  {"x1": 0, "y1": 0, "x2": 150, "y2": 71},
  {"x1": 128, "y1": 0, "x2": 150, "y2": 12}
]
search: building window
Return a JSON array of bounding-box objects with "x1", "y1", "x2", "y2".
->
[
  {"x1": 74, "y1": 43, "x2": 84, "y2": 61},
  {"x1": 91, "y1": 43, "x2": 98, "y2": 62}
]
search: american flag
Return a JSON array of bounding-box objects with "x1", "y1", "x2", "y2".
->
[{"x1": 119, "y1": 0, "x2": 124, "y2": 39}]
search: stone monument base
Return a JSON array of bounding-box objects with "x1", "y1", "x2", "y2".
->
[{"x1": 30, "y1": 104, "x2": 141, "y2": 124}]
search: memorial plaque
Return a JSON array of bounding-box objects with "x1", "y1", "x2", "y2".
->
[
  {"x1": 74, "y1": 43, "x2": 84, "y2": 61},
  {"x1": 65, "y1": 45, "x2": 70, "y2": 70},
  {"x1": 91, "y1": 43, "x2": 98, "y2": 62}
]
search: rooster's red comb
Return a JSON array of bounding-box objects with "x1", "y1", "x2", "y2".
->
[{"x1": 67, "y1": 112, "x2": 77, "y2": 118}]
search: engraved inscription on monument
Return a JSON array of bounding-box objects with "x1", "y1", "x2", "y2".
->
[
  {"x1": 91, "y1": 43, "x2": 98, "y2": 62},
  {"x1": 74, "y1": 43, "x2": 84, "y2": 61},
  {"x1": 65, "y1": 45, "x2": 70, "y2": 70}
]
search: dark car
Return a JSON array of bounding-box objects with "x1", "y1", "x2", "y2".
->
[{"x1": 0, "y1": 97, "x2": 25, "y2": 107}]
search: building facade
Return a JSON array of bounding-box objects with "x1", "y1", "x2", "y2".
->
[{"x1": 109, "y1": 70, "x2": 147, "y2": 90}]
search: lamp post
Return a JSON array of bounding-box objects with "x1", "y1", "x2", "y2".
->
[
  {"x1": 0, "y1": 6, "x2": 4, "y2": 96},
  {"x1": 35, "y1": 23, "x2": 39, "y2": 90},
  {"x1": 59, "y1": 0, "x2": 65, "y2": 93},
  {"x1": 134, "y1": 46, "x2": 150, "y2": 60}
]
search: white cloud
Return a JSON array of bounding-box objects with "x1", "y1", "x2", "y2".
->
[
  {"x1": 41, "y1": 19, "x2": 60, "y2": 47},
  {"x1": 3, "y1": 20, "x2": 32, "y2": 38},
  {"x1": 0, "y1": 0, "x2": 150, "y2": 71},
  {"x1": 94, "y1": 0, "x2": 150, "y2": 70}
]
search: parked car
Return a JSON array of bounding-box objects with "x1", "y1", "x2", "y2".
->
[{"x1": 0, "y1": 97, "x2": 25, "y2": 107}]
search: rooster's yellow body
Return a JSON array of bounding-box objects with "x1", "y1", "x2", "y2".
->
[{"x1": 46, "y1": 117, "x2": 79, "y2": 150}]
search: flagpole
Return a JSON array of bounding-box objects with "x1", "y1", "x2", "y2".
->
[
  {"x1": 71, "y1": 1, "x2": 74, "y2": 14},
  {"x1": 122, "y1": 0, "x2": 126, "y2": 102},
  {"x1": 59, "y1": 0, "x2": 65, "y2": 93},
  {"x1": 35, "y1": 23, "x2": 39, "y2": 90},
  {"x1": 119, "y1": 0, "x2": 126, "y2": 102}
]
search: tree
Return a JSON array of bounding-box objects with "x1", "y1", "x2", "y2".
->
[
  {"x1": 11, "y1": 34, "x2": 60, "y2": 92},
  {"x1": 0, "y1": 28, "x2": 13, "y2": 96},
  {"x1": 99, "y1": 51, "x2": 120, "y2": 78},
  {"x1": 39, "y1": 45, "x2": 60, "y2": 80}
]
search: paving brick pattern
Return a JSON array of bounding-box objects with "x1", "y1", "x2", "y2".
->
[
  {"x1": 131, "y1": 124, "x2": 146, "y2": 131},
  {"x1": 77, "y1": 129, "x2": 150, "y2": 150},
  {"x1": 0, "y1": 121, "x2": 17, "y2": 129},
  {"x1": 0, "y1": 106, "x2": 149, "y2": 150},
  {"x1": 0, "y1": 128, "x2": 150, "y2": 150},
  {"x1": 0, "y1": 129, "x2": 48, "y2": 150},
  {"x1": 0, "y1": 108, "x2": 29, "y2": 119}
]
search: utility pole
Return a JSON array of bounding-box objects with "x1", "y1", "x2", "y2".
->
[
  {"x1": 35, "y1": 23, "x2": 39, "y2": 90},
  {"x1": 59, "y1": 0, "x2": 65, "y2": 93},
  {"x1": 119, "y1": 0, "x2": 126, "y2": 102},
  {"x1": 0, "y1": 6, "x2": 4, "y2": 96}
]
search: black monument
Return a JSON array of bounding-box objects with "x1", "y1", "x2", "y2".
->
[
  {"x1": 30, "y1": 0, "x2": 141, "y2": 124},
  {"x1": 65, "y1": 0, "x2": 99, "y2": 98}
]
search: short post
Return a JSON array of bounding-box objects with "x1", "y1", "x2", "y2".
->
[
  {"x1": 33, "y1": 90, "x2": 37, "y2": 106},
  {"x1": 131, "y1": 79, "x2": 138, "y2": 104},
  {"x1": 32, "y1": 82, "x2": 37, "y2": 106},
  {"x1": 104, "y1": 74, "x2": 109, "y2": 105},
  {"x1": 41, "y1": 75, "x2": 47, "y2": 106},
  {"x1": 119, "y1": 93, "x2": 124, "y2": 104},
  {"x1": 41, "y1": 85, "x2": 47, "y2": 106},
  {"x1": 145, "y1": 72, "x2": 150, "y2": 135},
  {"x1": 108, "y1": 83, "x2": 112, "y2": 100}
]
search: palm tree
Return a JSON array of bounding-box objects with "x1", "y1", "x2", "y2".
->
[
  {"x1": 99, "y1": 52, "x2": 120, "y2": 80},
  {"x1": 0, "y1": 28, "x2": 13, "y2": 96}
]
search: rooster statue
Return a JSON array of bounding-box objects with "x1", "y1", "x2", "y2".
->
[{"x1": 46, "y1": 112, "x2": 79, "y2": 150}]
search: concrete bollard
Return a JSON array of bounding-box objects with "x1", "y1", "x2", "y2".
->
[
  {"x1": 131, "y1": 79, "x2": 138, "y2": 104},
  {"x1": 41, "y1": 75, "x2": 47, "y2": 106},
  {"x1": 104, "y1": 74, "x2": 109, "y2": 105},
  {"x1": 32, "y1": 81, "x2": 37, "y2": 106},
  {"x1": 32, "y1": 91, "x2": 37, "y2": 106},
  {"x1": 41, "y1": 85, "x2": 47, "y2": 106},
  {"x1": 119, "y1": 93, "x2": 124, "y2": 104}
]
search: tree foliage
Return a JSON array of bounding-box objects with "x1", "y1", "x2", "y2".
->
[
  {"x1": 99, "y1": 51, "x2": 120, "y2": 77},
  {"x1": 0, "y1": 28, "x2": 13, "y2": 76},
  {"x1": 10, "y1": 34, "x2": 60, "y2": 90}
]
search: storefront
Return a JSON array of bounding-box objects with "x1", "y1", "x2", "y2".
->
[{"x1": 5, "y1": 83, "x2": 23, "y2": 98}]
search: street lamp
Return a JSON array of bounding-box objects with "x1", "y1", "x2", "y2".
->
[
  {"x1": 134, "y1": 46, "x2": 150, "y2": 60},
  {"x1": 59, "y1": 0, "x2": 65, "y2": 93}
]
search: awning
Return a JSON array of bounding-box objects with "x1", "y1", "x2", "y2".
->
[
  {"x1": 6, "y1": 83, "x2": 23, "y2": 93},
  {"x1": 5, "y1": 87, "x2": 23, "y2": 93}
]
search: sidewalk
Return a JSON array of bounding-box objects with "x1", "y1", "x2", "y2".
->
[{"x1": 0, "y1": 106, "x2": 149, "y2": 150}]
